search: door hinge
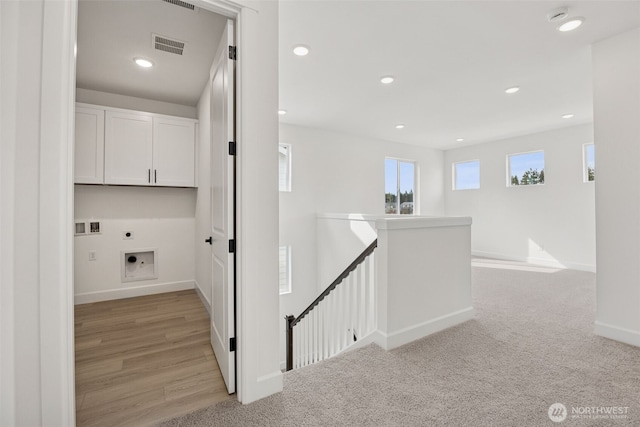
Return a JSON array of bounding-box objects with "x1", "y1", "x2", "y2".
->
[
  {"x1": 229, "y1": 141, "x2": 236, "y2": 156},
  {"x1": 230, "y1": 337, "x2": 236, "y2": 352},
  {"x1": 229, "y1": 46, "x2": 237, "y2": 60},
  {"x1": 229, "y1": 239, "x2": 236, "y2": 253}
]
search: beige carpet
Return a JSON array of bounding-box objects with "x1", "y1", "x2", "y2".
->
[{"x1": 158, "y1": 259, "x2": 640, "y2": 426}]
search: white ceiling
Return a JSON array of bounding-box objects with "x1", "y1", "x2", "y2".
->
[
  {"x1": 76, "y1": 1, "x2": 640, "y2": 150},
  {"x1": 279, "y1": 1, "x2": 640, "y2": 149},
  {"x1": 76, "y1": 0, "x2": 228, "y2": 106}
]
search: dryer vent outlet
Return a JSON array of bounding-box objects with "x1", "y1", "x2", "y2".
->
[{"x1": 121, "y1": 249, "x2": 158, "y2": 282}]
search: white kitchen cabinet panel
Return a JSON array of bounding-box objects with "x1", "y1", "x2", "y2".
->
[
  {"x1": 104, "y1": 111, "x2": 153, "y2": 186},
  {"x1": 74, "y1": 106, "x2": 105, "y2": 184},
  {"x1": 153, "y1": 117, "x2": 195, "y2": 187}
]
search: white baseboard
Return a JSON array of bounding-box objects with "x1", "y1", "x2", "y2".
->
[
  {"x1": 378, "y1": 307, "x2": 476, "y2": 350},
  {"x1": 194, "y1": 280, "x2": 211, "y2": 316},
  {"x1": 594, "y1": 321, "x2": 640, "y2": 348},
  {"x1": 472, "y1": 250, "x2": 596, "y2": 273},
  {"x1": 74, "y1": 280, "x2": 195, "y2": 304}
]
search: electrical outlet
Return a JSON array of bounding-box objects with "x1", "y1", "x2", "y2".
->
[
  {"x1": 123, "y1": 231, "x2": 134, "y2": 240},
  {"x1": 89, "y1": 250, "x2": 97, "y2": 261}
]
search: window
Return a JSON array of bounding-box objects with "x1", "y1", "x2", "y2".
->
[
  {"x1": 583, "y1": 143, "x2": 595, "y2": 182},
  {"x1": 508, "y1": 151, "x2": 545, "y2": 186},
  {"x1": 279, "y1": 246, "x2": 291, "y2": 295},
  {"x1": 279, "y1": 143, "x2": 291, "y2": 192},
  {"x1": 385, "y1": 158, "x2": 416, "y2": 214},
  {"x1": 453, "y1": 160, "x2": 480, "y2": 190}
]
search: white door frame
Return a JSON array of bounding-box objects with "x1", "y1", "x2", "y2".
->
[{"x1": 45, "y1": 0, "x2": 244, "y2": 424}]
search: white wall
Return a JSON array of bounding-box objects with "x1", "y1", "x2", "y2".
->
[
  {"x1": 74, "y1": 185, "x2": 196, "y2": 303},
  {"x1": 76, "y1": 88, "x2": 197, "y2": 119},
  {"x1": 317, "y1": 215, "x2": 377, "y2": 293},
  {"x1": 375, "y1": 217, "x2": 474, "y2": 350},
  {"x1": 279, "y1": 123, "x2": 444, "y2": 365},
  {"x1": 444, "y1": 124, "x2": 596, "y2": 271},
  {"x1": 593, "y1": 27, "x2": 640, "y2": 347}
]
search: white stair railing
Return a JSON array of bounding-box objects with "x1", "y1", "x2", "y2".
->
[{"x1": 285, "y1": 240, "x2": 376, "y2": 371}]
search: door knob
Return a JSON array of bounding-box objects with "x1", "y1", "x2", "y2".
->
[{"x1": 205, "y1": 236, "x2": 213, "y2": 245}]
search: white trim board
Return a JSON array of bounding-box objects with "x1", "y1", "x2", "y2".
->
[
  {"x1": 594, "y1": 321, "x2": 640, "y2": 348},
  {"x1": 194, "y1": 280, "x2": 212, "y2": 316},
  {"x1": 74, "y1": 280, "x2": 194, "y2": 305},
  {"x1": 375, "y1": 307, "x2": 476, "y2": 351},
  {"x1": 472, "y1": 250, "x2": 596, "y2": 273}
]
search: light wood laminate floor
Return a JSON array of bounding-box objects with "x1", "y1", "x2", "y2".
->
[{"x1": 75, "y1": 290, "x2": 232, "y2": 427}]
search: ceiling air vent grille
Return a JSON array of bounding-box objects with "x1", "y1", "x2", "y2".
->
[
  {"x1": 153, "y1": 34, "x2": 187, "y2": 56},
  {"x1": 161, "y1": 0, "x2": 195, "y2": 11}
]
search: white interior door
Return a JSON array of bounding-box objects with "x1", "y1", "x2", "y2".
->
[{"x1": 209, "y1": 19, "x2": 236, "y2": 394}]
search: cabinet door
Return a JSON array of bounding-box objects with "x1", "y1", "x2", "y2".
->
[
  {"x1": 152, "y1": 117, "x2": 195, "y2": 187},
  {"x1": 104, "y1": 111, "x2": 153, "y2": 185},
  {"x1": 74, "y1": 106, "x2": 105, "y2": 184}
]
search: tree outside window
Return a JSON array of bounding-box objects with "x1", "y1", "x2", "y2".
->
[
  {"x1": 385, "y1": 158, "x2": 415, "y2": 214},
  {"x1": 584, "y1": 143, "x2": 595, "y2": 182},
  {"x1": 508, "y1": 151, "x2": 545, "y2": 187}
]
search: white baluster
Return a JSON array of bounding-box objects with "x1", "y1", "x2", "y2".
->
[
  {"x1": 318, "y1": 305, "x2": 324, "y2": 362},
  {"x1": 295, "y1": 321, "x2": 300, "y2": 369},
  {"x1": 331, "y1": 291, "x2": 338, "y2": 356},
  {"x1": 349, "y1": 274, "x2": 355, "y2": 345},
  {"x1": 356, "y1": 263, "x2": 363, "y2": 340},
  {"x1": 338, "y1": 283, "x2": 345, "y2": 351},
  {"x1": 363, "y1": 257, "x2": 370, "y2": 334},
  {"x1": 345, "y1": 278, "x2": 351, "y2": 348},
  {"x1": 301, "y1": 319, "x2": 305, "y2": 367},
  {"x1": 369, "y1": 253, "x2": 376, "y2": 332},
  {"x1": 297, "y1": 319, "x2": 302, "y2": 368},
  {"x1": 312, "y1": 309, "x2": 317, "y2": 363},
  {"x1": 304, "y1": 315, "x2": 311, "y2": 366}
]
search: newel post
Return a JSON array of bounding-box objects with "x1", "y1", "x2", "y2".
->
[{"x1": 285, "y1": 315, "x2": 295, "y2": 371}]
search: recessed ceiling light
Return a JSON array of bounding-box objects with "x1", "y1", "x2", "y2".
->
[
  {"x1": 456, "y1": 138, "x2": 465, "y2": 142},
  {"x1": 395, "y1": 124, "x2": 405, "y2": 129},
  {"x1": 558, "y1": 17, "x2": 584, "y2": 32},
  {"x1": 562, "y1": 113, "x2": 574, "y2": 119},
  {"x1": 505, "y1": 86, "x2": 520, "y2": 94},
  {"x1": 278, "y1": 110, "x2": 287, "y2": 115},
  {"x1": 380, "y1": 75, "x2": 395, "y2": 84},
  {"x1": 293, "y1": 45, "x2": 310, "y2": 56},
  {"x1": 134, "y1": 58, "x2": 153, "y2": 68}
]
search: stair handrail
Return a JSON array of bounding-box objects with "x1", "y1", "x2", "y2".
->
[{"x1": 285, "y1": 239, "x2": 377, "y2": 371}]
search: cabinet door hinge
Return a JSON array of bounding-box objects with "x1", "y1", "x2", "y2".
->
[
  {"x1": 229, "y1": 239, "x2": 236, "y2": 253},
  {"x1": 230, "y1": 337, "x2": 236, "y2": 352},
  {"x1": 229, "y1": 46, "x2": 237, "y2": 60},
  {"x1": 229, "y1": 141, "x2": 236, "y2": 156}
]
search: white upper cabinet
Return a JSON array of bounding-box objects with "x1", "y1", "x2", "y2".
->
[
  {"x1": 74, "y1": 106, "x2": 105, "y2": 184},
  {"x1": 153, "y1": 117, "x2": 196, "y2": 187},
  {"x1": 104, "y1": 110, "x2": 153, "y2": 186},
  {"x1": 89, "y1": 105, "x2": 197, "y2": 187}
]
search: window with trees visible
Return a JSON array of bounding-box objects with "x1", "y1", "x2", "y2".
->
[
  {"x1": 279, "y1": 143, "x2": 291, "y2": 192},
  {"x1": 584, "y1": 143, "x2": 595, "y2": 182},
  {"x1": 385, "y1": 158, "x2": 415, "y2": 215},
  {"x1": 279, "y1": 246, "x2": 291, "y2": 295},
  {"x1": 508, "y1": 151, "x2": 545, "y2": 186},
  {"x1": 453, "y1": 160, "x2": 480, "y2": 190}
]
